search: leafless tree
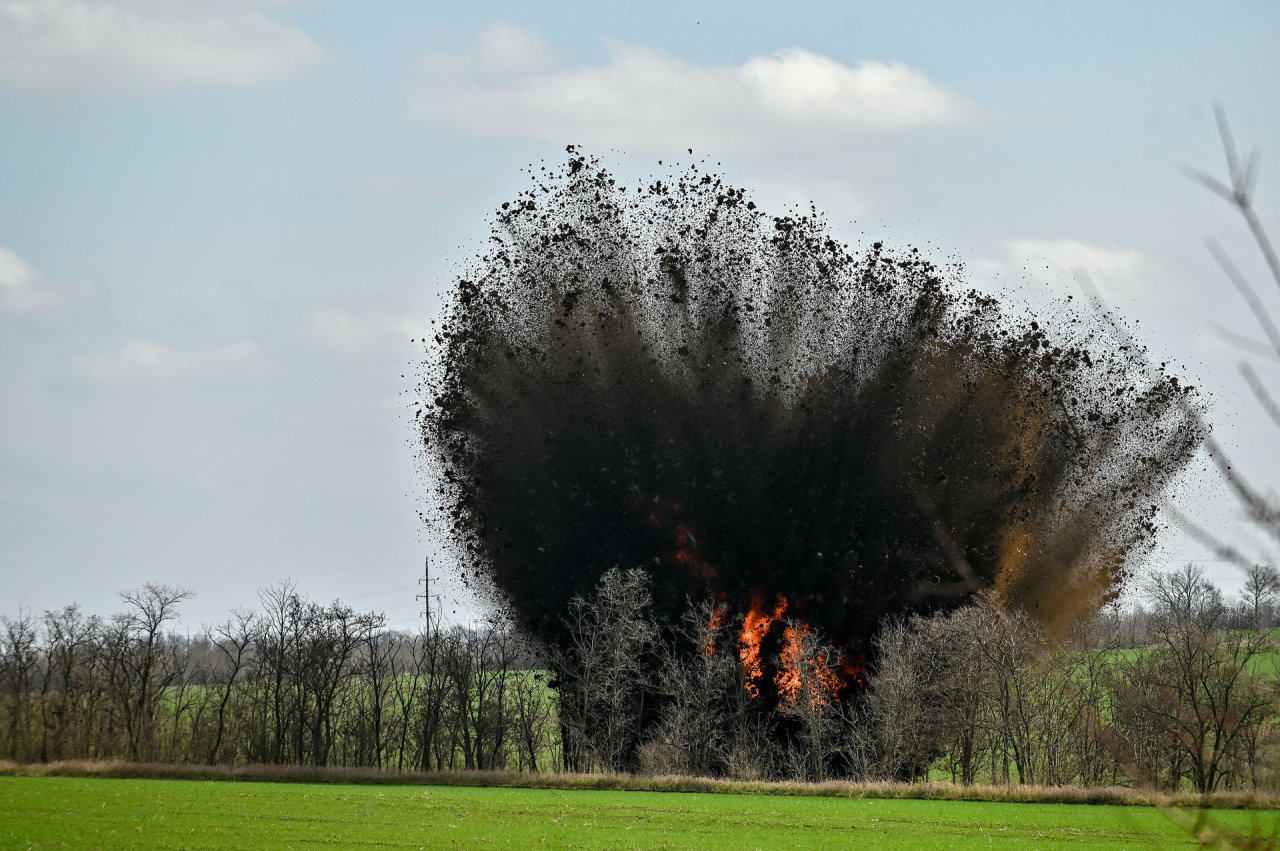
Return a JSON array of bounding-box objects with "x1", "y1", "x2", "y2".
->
[
  {"x1": 110, "y1": 584, "x2": 192, "y2": 761},
  {"x1": 773, "y1": 620, "x2": 848, "y2": 782},
  {"x1": 510, "y1": 667, "x2": 556, "y2": 773},
  {"x1": 37, "y1": 604, "x2": 98, "y2": 762},
  {"x1": 0, "y1": 608, "x2": 39, "y2": 761},
  {"x1": 864, "y1": 616, "x2": 939, "y2": 781},
  {"x1": 407, "y1": 620, "x2": 453, "y2": 771},
  {"x1": 350, "y1": 625, "x2": 396, "y2": 768},
  {"x1": 1241, "y1": 563, "x2": 1279, "y2": 632},
  {"x1": 1115, "y1": 565, "x2": 1276, "y2": 791},
  {"x1": 866, "y1": 606, "x2": 998, "y2": 784},
  {"x1": 302, "y1": 601, "x2": 384, "y2": 767},
  {"x1": 441, "y1": 619, "x2": 521, "y2": 771},
  {"x1": 556, "y1": 566, "x2": 656, "y2": 773},
  {"x1": 642, "y1": 598, "x2": 736, "y2": 776},
  {"x1": 204, "y1": 610, "x2": 261, "y2": 764}
]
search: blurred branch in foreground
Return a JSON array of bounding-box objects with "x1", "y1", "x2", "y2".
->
[{"x1": 1175, "y1": 104, "x2": 1280, "y2": 569}]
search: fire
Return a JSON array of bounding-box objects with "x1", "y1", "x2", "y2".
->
[
  {"x1": 815, "y1": 651, "x2": 844, "y2": 698},
  {"x1": 734, "y1": 593, "x2": 848, "y2": 709},
  {"x1": 739, "y1": 594, "x2": 787, "y2": 698},
  {"x1": 775, "y1": 623, "x2": 844, "y2": 713},
  {"x1": 774, "y1": 623, "x2": 808, "y2": 708}
]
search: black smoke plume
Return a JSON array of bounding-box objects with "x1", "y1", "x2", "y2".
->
[{"x1": 418, "y1": 148, "x2": 1202, "y2": 705}]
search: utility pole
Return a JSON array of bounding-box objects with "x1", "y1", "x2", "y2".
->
[{"x1": 416, "y1": 555, "x2": 430, "y2": 631}]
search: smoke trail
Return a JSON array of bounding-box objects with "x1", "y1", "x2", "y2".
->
[{"x1": 417, "y1": 148, "x2": 1202, "y2": 706}]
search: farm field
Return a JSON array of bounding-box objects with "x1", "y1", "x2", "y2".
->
[{"x1": 3, "y1": 776, "x2": 1277, "y2": 850}]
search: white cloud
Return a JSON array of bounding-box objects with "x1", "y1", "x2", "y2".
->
[
  {"x1": 303, "y1": 307, "x2": 427, "y2": 359},
  {"x1": 74, "y1": 338, "x2": 275, "y2": 385},
  {"x1": 977, "y1": 239, "x2": 1149, "y2": 302},
  {"x1": 419, "y1": 21, "x2": 557, "y2": 79},
  {"x1": 0, "y1": 245, "x2": 84, "y2": 313},
  {"x1": 409, "y1": 24, "x2": 981, "y2": 155},
  {"x1": 0, "y1": 0, "x2": 328, "y2": 94}
]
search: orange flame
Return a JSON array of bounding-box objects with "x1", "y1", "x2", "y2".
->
[
  {"x1": 813, "y1": 649, "x2": 844, "y2": 706},
  {"x1": 739, "y1": 594, "x2": 787, "y2": 698},
  {"x1": 775, "y1": 622, "x2": 844, "y2": 713},
  {"x1": 774, "y1": 623, "x2": 808, "y2": 709}
]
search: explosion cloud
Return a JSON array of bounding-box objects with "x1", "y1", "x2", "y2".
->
[{"x1": 418, "y1": 148, "x2": 1203, "y2": 711}]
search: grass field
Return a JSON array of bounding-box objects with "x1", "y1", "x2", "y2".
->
[{"x1": 3, "y1": 776, "x2": 1277, "y2": 850}]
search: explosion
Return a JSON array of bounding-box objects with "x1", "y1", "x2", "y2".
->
[{"x1": 417, "y1": 148, "x2": 1202, "y2": 716}]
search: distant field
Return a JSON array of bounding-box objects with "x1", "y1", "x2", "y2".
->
[{"x1": 3, "y1": 776, "x2": 1277, "y2": 850}]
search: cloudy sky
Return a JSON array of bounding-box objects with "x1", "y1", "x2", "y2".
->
[{"x1": 2, "y1": 0, "x2": 1277, "y2": 630}]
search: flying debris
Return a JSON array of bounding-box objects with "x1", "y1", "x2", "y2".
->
[{"x1": 418, "y1": 148, "x2": 1203, "y2": 717}]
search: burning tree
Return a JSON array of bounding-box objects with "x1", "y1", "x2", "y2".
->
[{"x1": 417, "y1": 148, "x2": 1204, "y2": 766}]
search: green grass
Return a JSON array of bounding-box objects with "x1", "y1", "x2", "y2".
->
[
  {"x1": 3, "y1": 776, "x2": 1277, "y2": 850},
  {"x1": 1254, "y1": 646, "x2": 1280, "y2": 678}
]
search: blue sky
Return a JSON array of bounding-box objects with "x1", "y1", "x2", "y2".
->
[{"x1": 1, "y1": 0, "x2": 1277, "y2": 630}]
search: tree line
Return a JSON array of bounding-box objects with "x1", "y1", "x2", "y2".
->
[
  {"x1": 866, "y1": 563, "x2": 1279, "y2": 792},
  {"x1": 0, "y1": 581, "x2": 557, "y2": 773},
  {"x1": 2, "y1": 564, "x2": 1277, "y2": 792},
  {"x1": 554, "y1": 563, "x2": 1279, "y2": 792}
]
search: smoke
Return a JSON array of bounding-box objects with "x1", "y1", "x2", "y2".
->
[{"x1": 417, "y1": 148, "x2": 1202, "y2": 706}]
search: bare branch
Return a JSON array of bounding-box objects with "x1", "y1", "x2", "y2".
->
[
  {"x1": 1206, "y1": 239, "x2": 1280, "y2": 358},
  {"x1": 1163, "y1": 504, "x2": 1258, "y2": 575},
  {"x1": 1239, "y1": 194, "x2": 1280, "y2": 300},
  {"x1": 1201, "y1": 434, "x2": 1280, "y2": 546},
  {"x1": 1238, "y1": 148, "x2": 1261, "y2": 201},
  {"x1": 1213, "y1": 103, "x2": 1243, "y2": 199},
  {"x1": 1205, "y1": 323, "x2": 1280, "y2": 362},
  {"x1": 1199, "y1": 103, "x2": 1280, "y2": 298},
  {"x1": 1182, "y1": 166, "x2": 1237, "y2": 205}
]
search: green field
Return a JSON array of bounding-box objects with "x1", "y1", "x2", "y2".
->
[{"x1": 3, "y1": 776, "x2": 1277, "y2": 850}]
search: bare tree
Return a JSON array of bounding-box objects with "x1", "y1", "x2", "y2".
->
[
  {"x1": 970, "y1": 603, "x2": 1047, "y2": 785},
  {"x1": 301, "y1": 601, "x2": 384, "y2": 767},
  {"x1": 642, "y1": 599, "x2": 736, "y2": 776},
  {"x1": 440, "y1": 626, "x2": 481, "y2": 770},
  {"x1": 251, "y1": 580, "x2": 297, "y2": 764},
  {"x1": 38, "y1": 604, "x2": 99, "y2": 762},
  {"x1": 473, "y1": 620, "x2": 521, "y2": 770},
  {"x1": 865, "y1": 616, "x2": 945, "y2": 782},
  {"x1": 866, "y1": 605, "x2": 1004, "y2": 785},
  {"x1": 1116, "y1": 565, "x2": 1276, "y2": 791},
  {"x1": 112, "y1": 584, "x2": 192, "y2": 761},
  {"x1": 204, "y1": 610, "x2": 260, "y2": 764},
  {"x1": 407, "y1": 621, "x2": 453, "y2": 771},
  {"x1": 774, "y1": 620, "x2": 847, "y2": 782},
  {"x1": 0, "y1": 608, "x2": 39, "y2": 761},
  {"x1": 555, "y1": 566, "x2": 656, "y2": 773},
  {"x1": 510, "y1": 667, "x2": 556, "y2": 773},
  {"x1": 1241, "y1": 563, "x2": 1279, "y2": 632},
  {"x1": 351, "y1": 625, "x2": 396, "y2": 768}
]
